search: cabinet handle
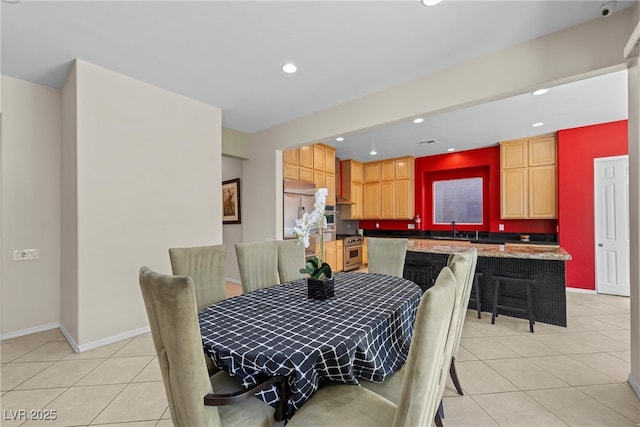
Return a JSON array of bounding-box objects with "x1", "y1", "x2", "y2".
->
[{"x1": 597, "y1": 243, "x2": 603, "y2": 247}]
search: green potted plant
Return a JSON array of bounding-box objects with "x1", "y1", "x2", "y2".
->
[{"x1": 294, "y1": 188, "x2": 334, "y2": 299}]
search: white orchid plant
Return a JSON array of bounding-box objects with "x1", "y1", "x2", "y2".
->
[{"x1": 293, "y1": 188, "x2": 332, "y2": 280}]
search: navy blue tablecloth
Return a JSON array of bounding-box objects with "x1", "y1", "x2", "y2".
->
[{"x1": 199, "y1": 272, "x2": 421, "y2": 413}]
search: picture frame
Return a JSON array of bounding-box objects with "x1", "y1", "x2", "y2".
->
[{"x1": 222, "y1": 178, "x2": 241, "y2": 224}]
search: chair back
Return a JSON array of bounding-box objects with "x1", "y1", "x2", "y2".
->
[
  {"x1": 367, "y1": 237, "x2": 408, "y2": 277},
  {"x1": 169, "y1": 244, "x2": 227, "y2": 311},
  {"x1": 138, "y1": 266, "x2": 222, "y2": 427},
  {"x1": 393, "y1": 267, "x2": 456, "y2": 427},
  {"x1": 447, "y1": 248, "x2": 478, "y2": 359},
  {"x1": 276, "y1": 240, "x2": 306, "y2": 283},
  {"x1": 235, "y1": 241, "x2": 279, "y2": 294}
]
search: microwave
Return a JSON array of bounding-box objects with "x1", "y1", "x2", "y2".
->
[{"x1": 325, "y1": 205, "x2": 335, "y2": 230}]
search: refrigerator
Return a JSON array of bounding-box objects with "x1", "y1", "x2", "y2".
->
[{"x1": 283, "y1": 179, "x2": 317, "y2": 258}]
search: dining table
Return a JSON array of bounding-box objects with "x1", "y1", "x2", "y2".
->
[{"x1": 198, "y1": 271, "x2": 422, "y2": 414}]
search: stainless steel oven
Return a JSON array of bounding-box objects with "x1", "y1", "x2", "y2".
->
[{"x1": 343, "y1": 235, "x2": 364, "y2": 271}]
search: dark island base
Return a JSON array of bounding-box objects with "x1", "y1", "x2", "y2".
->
[{"x1": 403, "y1": 251, "x2": 567, "y2": 327}]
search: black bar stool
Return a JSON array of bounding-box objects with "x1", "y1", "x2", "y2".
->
[
  {"x1": 470, "y1": 272, "x2": 483, "y2": 319},
  {"x1": 491, "y1": 275, "x2": 535, "y2": 333}
]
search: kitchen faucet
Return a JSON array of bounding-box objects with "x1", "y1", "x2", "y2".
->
[{"x1": 451, "y1": 220, "x2": 456, "y2": 237}]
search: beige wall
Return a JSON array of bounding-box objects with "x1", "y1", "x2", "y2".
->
[
  {"x1": 222, "y1": 127, "x2": 249, "y2": 160},
  {"x1": 60, "y1": 60, "x2": 222, "y2": 349},
  {"x1": 221, "y1": 156, "x2": 243, "y2": 283},
  {"x1": 1, "y1": 77, "x2": 61, "y2": 335}
]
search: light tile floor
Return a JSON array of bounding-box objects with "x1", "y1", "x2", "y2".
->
[{"x1": 1, "y1": 285, "x2": 637, "y2": 426}]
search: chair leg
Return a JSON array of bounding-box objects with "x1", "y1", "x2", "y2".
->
[
  {"x1": 526, "y1": 283, "x2": 535, "y2": 333},
  {"x1": 449, "y1": 358, "x2": 464, "y2": 395},
  {"x1": 474, "y1": 273, "x2": 482, "y2": 319},
  {"x1": 491, "y1": 279, "x2": 501, "y2": 325}
]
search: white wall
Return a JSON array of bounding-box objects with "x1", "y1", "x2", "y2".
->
[
  {"x1": 61, "y1": 60, "x2": 222, "y2": 349},
  {"x1": 1, "y1": 77, "x2": 61, "y2": 335},
  {"x1": 221, "y1": 156, "x2": 243, "y2": 283}
]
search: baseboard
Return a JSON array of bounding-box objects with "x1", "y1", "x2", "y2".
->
[
  {"x1": 0, "y1": 322, "x2": 60, "y2": 341},
  {"x1": 566, "y1": 287, "x2": 597, "y2": 294},
  {"x1": 59, "y1": 323, "x2": 80, "y2": 352},
  {"x1": 225, "y1": 277, "x2": 241, "y2": 285},
  {"x1": 629, "y1": 373, "x2": 640, "y2": 399},
  {"x1": 74, "y1": 325, "x2": 151, "y2": 353}
]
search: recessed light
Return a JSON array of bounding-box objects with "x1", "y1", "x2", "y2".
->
[
  {"x1": 447, "y1": 148, "x2": 456, "y2": 152},
  {"x1": 281, "y1": 63, "x2": 297, "y2": 74},
  {"x1": 421, "y1": 0, "x2": 442, "y2": 6},
  {"x1": 336, "y1": 137, "x2": 344, "y2": 142},
  {"x1": 370, "y1": 149, "x2": 377, "y2": 156},
  {"x1": 532, "y1": 122, "x2": 544, "y2": 127},
  {"x1": 532, "y1": 88, "x2": 548, "y2": 96},
  {"x1": 413, "y1": 118, "x2": 424, "y2": 124}
]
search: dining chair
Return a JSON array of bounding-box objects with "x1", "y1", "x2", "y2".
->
[
  {"x1": 169, "y1": 244, "x2": 227, "y2": 311},
  {"x1": 446, "y1": 248, "x2": 478, "y2": 396},
  {"x1": 138, "y1": 266, "x2": 289, "y2": 427},
  {"x1": 276, "y1": 240, "x2": 306, "y2": 283},
  {"x1": 235, "y1": 241, "x2": 279, "y2": 294},
  {"x1": 286, "y1": 266, "x2": 457, "y2": 427},
  {"x1": 366, "y1": 237, "x2": 408, "y2": 277}
]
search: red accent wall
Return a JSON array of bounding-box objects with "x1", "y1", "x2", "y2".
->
[{"x1": 558, "y1": 120, "x2": 628, "y2": 290}]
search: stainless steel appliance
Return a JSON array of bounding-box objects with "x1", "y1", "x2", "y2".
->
[{"x1": 343, "y1": 235, "x2": 364, "y2": 271}]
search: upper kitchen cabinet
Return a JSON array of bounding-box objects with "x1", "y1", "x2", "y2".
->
[
  {"x1": 341, "y1": 159, "x2": 363, "y2": 219},
  {"x1": 500, "y1": 134, "x2": 557, "y2": 219},
  {"x1": 283, "y1": 143, "x2": 335, "y2": 204},
  {"x1": 362, "y1": 156, "x2": 414, "y2": 220},
  {"x1": 283, "y1": 148, "x2": 299, "y2": 180}
]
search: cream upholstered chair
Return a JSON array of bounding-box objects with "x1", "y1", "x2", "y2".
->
[
  {"x1": 138, "y1": 266, "x2": 288, "y2": 427},
  {"x1": 447, "y1": 248, "x2": 478, "y2": 395},
  {"x1": 367, "y1": 237, "x2": 408, "y2": 277},
  {"x1": 286, "y1": 267, "x2": 457, "y2": 427},
  {"x1": 235, "y1": 241, "x2": 279, "y2": 294},
  {"x1": 169, "y1": 244, "x2": 227, "y2": 311},
  {"x1": 276, "y1": 240, "x2": 306, "y2": 283}
]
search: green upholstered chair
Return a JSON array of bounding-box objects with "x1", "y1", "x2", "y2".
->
[
  {"x1": 286, "y1": 267, "x2": 457, "y2": 427},
  {"x1": 235, "y1": 241, "x2": 279, "y2": 294},
  {"x1": 446, "y1": 248, "x2": 478, "y2": 395},
  {"x1": 367, "y1": 237, "x2": 408, "y2": 277},
  {"x1": 169, "y1": 244, "x2": 227, "y2": 311},
  {"x1": 138, "y1": 267, "x2": 288, "y2": 427},
  {"x1": 276, "y1": 240, "x2": 306, "y2": 283}
]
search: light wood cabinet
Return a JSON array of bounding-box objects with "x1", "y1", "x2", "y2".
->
[
  {"x1": 316, "y1": 240, "x2": 337, "y2": 272},
  {"x1": 299, "y1": 167, "x2": 314, "y2": 183},
  {"x1": 342, "y1": 160, "x2": 363, "y2": 219},
  {"x1": 283, "y1": 162, "x2": 298, "y2": 180},
  {"x1": 362, "y1": 156, "x2": 414, "y2": 219},
  {"x1": 325, "y1": 173, "x2": 336, "y2": 205},
  {"x1": 283, "y1": 148, "x2": 298, "y2": 165},
  {"x1": 336, "y1": 240, "x2": 344, "y2": 272},
  {"x1": 500, "y1": 134, "x2": 557, "y2": 219},
  {"x1": 299, "y1": 146, "x2": 313, "y2": 169},
  {"x1": 325, "y1": 148, "x2": 335, "y2": 174},
  {"x1": 283, "y1": 143, "x2": 335, "y2": 204},
  {"x1": 362, "y1": 238, "x2": 368, "y2": 266},
  {"x1": 314, "y1": 170, "x2": 325, "y2": 189},
  {"x1": 313, "y1": 144, "x2": 325, "y2": 171}
]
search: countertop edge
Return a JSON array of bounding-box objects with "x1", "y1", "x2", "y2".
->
[{"x1": 406, "y1": 239, "x2": 572, "y2": 261}]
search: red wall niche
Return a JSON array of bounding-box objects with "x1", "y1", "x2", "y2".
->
[{"x1": 558, "y1": 120, "x2": 628, "y2": 291}]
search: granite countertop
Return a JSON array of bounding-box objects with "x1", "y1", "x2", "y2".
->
[{"x1": 407, "y1": 239, "x2": 572, "y2": 261}]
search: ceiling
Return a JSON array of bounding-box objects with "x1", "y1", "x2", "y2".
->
[{"x1": 1, "y1": 1, "x2": 632, "y2": 162}]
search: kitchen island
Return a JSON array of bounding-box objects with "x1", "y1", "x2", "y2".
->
[{"x1": 404, "y1": 239, "x2": 572, "y2": 326}]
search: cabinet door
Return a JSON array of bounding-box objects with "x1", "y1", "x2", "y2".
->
[
  {"x1": 324, "y1": 241, "x2": 337, "y2": 272},
  {"x1": 325, "y1": 173, "x2": 336, "y2": 205},
  {"x1": 529, "y1": 165, "x2": 557, "y2": 218},
  {"x1": 381, "y1": 181, "x2": 395, "y2": 218},
  {"x1": 299, "y1": 167, "x2": 314, "y2": 183},
  {"x1": 336, "y1": 240, "x2": 344, "y2": 272},
  {"x1": 395, "y1": 157, "x2": 413, "y2": 180},
  {"x1": 325, "y1": 148, "x2": 335, "y2": 174},
  {"x1": 283, "y1": 163, "x2": 298, "y2": 180},
  {"x1": 313, "y1": 144, "x2": 325, "y2": 171},
  {"x1": 501, "y1": 168, "x2": 527, "y2": 218},
  {"x1": 283, "y1": 148, "x2": 298, "y2": 165},
  {"x1": 299, "y1": 145, "x2": 313, "y2": 169},
  {"x1": 362, "y1": 239, "x2": 368, "y2": 265},
  {"x1": 529, "y1": 135, "x2": 556, "y2": 166},
  {"x1": 395, "y1": 180, "x2": 413, "y2": 219},
  {"x1": 348, "y1": 182, "x2": 363, "y2": 219},
  {"x1": 501, "y1": 140, "x2": 528, "y2": 169},
  {"x1": 363, "y1": 182, "x2": 381, "y2": 219},
  {"x1": 314, "y1": 170, "x2": 325, "y2": 190},
  {"x1": 352, "y1": 161, "x2": 363, "y2": 183},
  {"x1": 364, "y1": 162, "x2": 380, "y2": 183},
  {"x1": 381, "y1": 160, "x2": 395, "y2": 181}
]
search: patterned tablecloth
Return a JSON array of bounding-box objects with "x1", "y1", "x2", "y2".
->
[{"x1": 199, "y1": 272, "x2": 422, "y2": 413}]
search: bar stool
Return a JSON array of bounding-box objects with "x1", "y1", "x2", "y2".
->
[
  {"x1": 491, "y1": 275, "x2": 536, "y2": 333},
  {"x1": 470, "y1": 272, "x2": 483, "y2": 318}
]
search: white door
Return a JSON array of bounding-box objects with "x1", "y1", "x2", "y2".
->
[{"x1": 595, "y1": 156, "x2": 630, "y2": 296}]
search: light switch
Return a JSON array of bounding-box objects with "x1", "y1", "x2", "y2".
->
[
  {"x1": 499, "y1": 224, "x2": 504, "y2": 231},
  {"x1": 13, "y1": 249, "x2": 39, "y2": 261}
]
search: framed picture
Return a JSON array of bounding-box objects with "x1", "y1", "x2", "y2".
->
[{"x1": 222, "y1": 178, "x2": 241, "y2": 224}]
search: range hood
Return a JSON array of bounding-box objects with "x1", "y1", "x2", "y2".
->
[{"x1": 335, "y1": 157, "x2": 354, "y2": 204}]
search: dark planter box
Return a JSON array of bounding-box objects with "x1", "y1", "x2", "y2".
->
[{"x1": 307, "y1": 277, "x2": 335, "y2": 299}]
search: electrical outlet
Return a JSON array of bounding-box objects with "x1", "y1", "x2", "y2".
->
[
  {"x1": 407, "y1": 223, "x2": 415, "y2": 229},
  {"x1": 375, "y1": 223, "x2": 380, "y2": 229},
  {"x1": 13, "y1": 249, "x2": 39, "y2": 261},
  {"x1": 499, "y1": 224, "x2": 504, "y2": 231}
]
